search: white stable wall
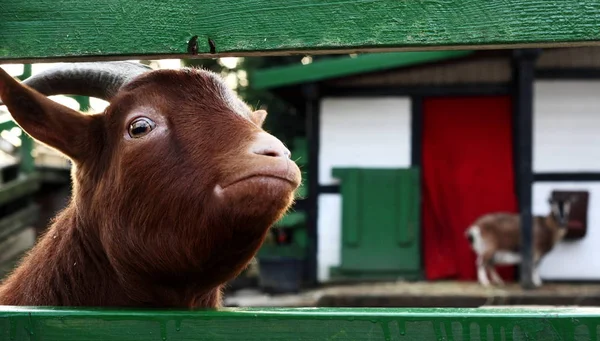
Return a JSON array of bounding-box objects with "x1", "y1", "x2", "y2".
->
[
  {"x1": 533, "y1": 80, "x2": 600, "y2": 280},
  {"x1": 317, "y1": 97, "x2": 412, "y2": 282},
  {"x1": 534, "y1": 182, "x2": 600, "y2": 279},
  {"x1": 315, "y1": 81, "x2": 600, "y2": 282}
]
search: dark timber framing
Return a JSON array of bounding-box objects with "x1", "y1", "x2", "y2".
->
[
  {"x1": 534, "y1": 173, "x2": 600, "y2": 182},
  {"x1": 303, "y1": 84, "x2": 320, "y2": 287},
  {"x1": 321, "y1": 84, "x2": 511, "y2": 98},
  {"x1": 411, "y1": 96, "x2": 424, "y2": 277},
  {"x1": 410, "y1": 97, "x2": 424, "y2": 168},
  {"x1": 535, "y1": 68, "x2": 600, "y2": 80},
  {"x1": 512, "y1": 49, "x2": 541, "y2": 289}
]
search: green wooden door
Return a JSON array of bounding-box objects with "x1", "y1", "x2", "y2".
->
[{"x1": 330, "y1": 167, "x2": 421, "y2": 280}]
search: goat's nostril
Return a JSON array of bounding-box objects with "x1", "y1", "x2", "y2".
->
[
  {"x1": 263, "y1": 150, "x2": 280, "y2": 158},
  {"x1": 251, "y1": 132, "x2": 292, "y2": 159},
  {"x1": 255, "y1": 147, "x2": 290, "y2": 158}
]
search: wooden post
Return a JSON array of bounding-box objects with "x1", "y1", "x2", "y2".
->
[
  {"x1": 303, "y1": 83, "x2": 320, "y2": 287},
  {"x1": 512, "y1": 48, "x2": 540, "y2": 289}
]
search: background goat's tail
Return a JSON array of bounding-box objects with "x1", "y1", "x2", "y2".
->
[{"x1": 464, "y1": 225, "x2": 478, "y2": 247}]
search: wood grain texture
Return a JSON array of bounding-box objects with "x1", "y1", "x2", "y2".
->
[
  {"x1": 1, "y1": 0, "x2": 600, "y2": 62},
  {"x1": 1, "y1": 306, "x2": 599, "y2": 340}
]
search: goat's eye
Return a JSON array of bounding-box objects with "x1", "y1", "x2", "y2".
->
[{"x1": 128, "y1": 117, "x2": 155, "y2": 138}]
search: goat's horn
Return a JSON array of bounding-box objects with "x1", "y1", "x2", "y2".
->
[{"x1": 1, "y1": 61, "x2": 153, "y2": 105}]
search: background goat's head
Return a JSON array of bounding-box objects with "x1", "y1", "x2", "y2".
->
[
  {"x1": 548, "y1": 195, "x2": 578, "y2": 227},
  {"x1": 0, "y1": 62, "x2": 301, "y2": 301}
]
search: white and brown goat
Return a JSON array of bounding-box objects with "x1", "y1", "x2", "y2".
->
[
  {"x1": 465, "y1": 196, "x2": 577, "y2": 287},
  {"x1": 0, "y1": 62, "x2": 301, "y2": 307}
]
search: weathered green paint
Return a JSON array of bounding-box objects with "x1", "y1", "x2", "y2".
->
[
  {"x1": 0, "y1": 306, "x2": 599, "y2": 340},
  {"x1": 252, "y1": 50, "x2": 472, "y2": 90},
  {"x1": 330, "y1": 168, "x2": 421, "y2": 280},
  {"x1": 2, "y1": 1, "x2": 600, "y2": 62}
]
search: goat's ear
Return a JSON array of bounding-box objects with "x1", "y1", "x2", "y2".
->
[
  {"x1": 250, "y1": 109, "x2": 267, "y2": 127},
  {"x1": 0, "y1": 67, "x2": 93, "y2": 163}
]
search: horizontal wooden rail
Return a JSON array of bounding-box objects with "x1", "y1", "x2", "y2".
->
[
  {"x1": 1, "y1": 1, "x2": 600, "y2": 62},
  {"x1": 0, "y1": 306, "x2": 599, "y2": 340},
  {"x1": 0, "y1": 174, "x2": 41, "y2": 207}
]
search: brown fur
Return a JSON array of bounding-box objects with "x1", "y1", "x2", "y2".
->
[
  {"x1": 466, "y1": 196, "x2": 575, "y2": 287},
  {"x1": 0, "y1": 66, "x2": 301, "y2": 307},
  {"x1": 471, "y1": 213, "x2": 567, "y2": 264}
]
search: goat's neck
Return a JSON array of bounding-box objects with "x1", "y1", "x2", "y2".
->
[
  {"x1": 0, "y1": 205, "x2": 221, "y2": 307},
  {"x1": 543, "y1": 215, "x2": 562, "y2": 230},
  {"x1": 542, "y1": 215, "x2": 568, "y2": 243},
  {"x1": 0, "y1": 205, "x2": 121, "y2": 306}
]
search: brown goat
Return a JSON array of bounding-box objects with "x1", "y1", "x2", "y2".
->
[
  {"x1": 465, "y1": 195, "x2": 577, "y2": 287},
  {"x1": 0, "y1": 62, "x2": 301, "y2": 308}
]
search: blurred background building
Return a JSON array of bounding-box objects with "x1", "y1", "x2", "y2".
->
[{"x1": 2, "y1": 47, "x2": 600, "y2": 307}]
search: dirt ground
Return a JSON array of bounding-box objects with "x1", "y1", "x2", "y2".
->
[{"x1": 224, "y1": 280, "x2": 600, "y2": 308}]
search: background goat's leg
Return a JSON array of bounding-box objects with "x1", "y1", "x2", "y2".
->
[
  {"x1": 488, "y1": 267, "x2": 504, "y2": 286},
  {"x1": 532, "y1": 256, "x2": 543, "y2": 287},
  {"x1": 476, "y1": 255, "x2": 491, "y2": 286},
  {"x1": 532, "y1": 267, "x2": 542, "y2": 287}
]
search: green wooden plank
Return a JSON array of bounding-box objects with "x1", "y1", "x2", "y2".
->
[
  {"x1": 0, "y1": 307, "x2": 599, "y2": 340},
  {"x1": 251, "y1": 50, "x2": 472, "y2": 90},
  {"x1": 2, "y1": 1, "x2": 600, "y2": 62}
]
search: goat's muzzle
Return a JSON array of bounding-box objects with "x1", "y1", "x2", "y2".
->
[{"x1": 214, "y1": 132, "x2": 301, "y2": 198}]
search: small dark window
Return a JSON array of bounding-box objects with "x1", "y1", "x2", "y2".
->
[{"x1": 552, "y1": 190, "x2": 589, "y2": 240}]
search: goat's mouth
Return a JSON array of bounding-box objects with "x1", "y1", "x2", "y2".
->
[{"x1": 214, "y1": 160, "x2": 301, "y2": 196}]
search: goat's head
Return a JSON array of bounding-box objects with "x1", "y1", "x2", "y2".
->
[
  {"x1": 548, "y1": 195, "x2": 578, "y2": 227},
  {"x1": 0, "y1": 62, "x2": 301, "y2": 297}
]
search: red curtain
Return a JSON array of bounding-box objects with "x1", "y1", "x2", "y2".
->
[{"x1": 421, "y1": 96, "x2": 518, "y2": 281}]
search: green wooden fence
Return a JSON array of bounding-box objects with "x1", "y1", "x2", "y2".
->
[
  {"x1": 2, "y1": 0, "x2": 600, "y2": 339},
  {"x1": 1, "y1": 306, "x2": 599, "y2": 340},
  {"x1": 1, "y1": 0, "x2": 600, "y2": 62}
]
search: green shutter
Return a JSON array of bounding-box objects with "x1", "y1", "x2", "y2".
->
[{"x1": 330, "y1": 167, "x2": 421, "y2": 280}]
